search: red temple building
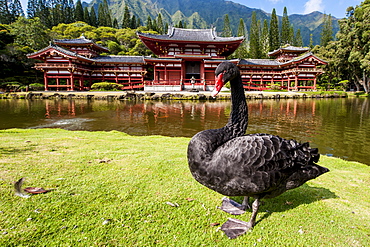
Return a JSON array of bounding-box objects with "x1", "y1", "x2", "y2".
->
[{"x1": 28, "y1": 27, "x2": 327, "y2": 92}]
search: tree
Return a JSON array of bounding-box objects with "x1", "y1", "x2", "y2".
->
[
  {"x1": 0, "y1": 0, "x2": 10, "y2": 23},
  {"x1": 122, "y1": 5, "x2": 130, "y2": 28},
  {"x1": 90, "y1": 7, "x2": 97, "y2": 27},
  {"x1": 74, "y1": 0, "x2": 83, "y2": 21},
  {"x1": 9, "y1": 0, "x2": 24, "y2": 22},
  {"x1": 37, "y1": 0, "x2": 51, "y2": 28},
  {"x1": 10, "y1": 16, "x2": 50, "y2": 50},
  {"x1": 156, "y1": 13, "x2": 163, "y2": 34},
  {"x1": 146, "y1": 15, "x2": 152, "y2": 30},
  {"x1": 232, "y1": 18, "x2": 248, "y2": 58},
  {"x1": 222, "y1": 14, "x2": 232, "y2": 37},
  {"x1": 249, "y1": 11, "x2": 261, "y2": 58},
  {"x1": 83, "y1": 6, "x2": 90, "y2": 25},
  {"x1": 261, "y1": 19, "x2": 269, "y2": 57},
  {"x1": 269, "y1": 8, "x2": 279, "y2": 51},
  {"x1": 281, "y1": 7, "x2": 291, "y2": 45},
  {"x1": 97, "y1": 0, "x2": 111, "y2": 27},
  {"x1": 293, "y1": 29, "x2": 303, "y2": 47},
  {"x1": 320, "y1": 14, "x2": 333, "y2": 47},
  {"x1": 27, "y1": 0, "x2": 38, "y2": 18}
]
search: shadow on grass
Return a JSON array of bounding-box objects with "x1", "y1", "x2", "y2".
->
[
  {"x1": 0, "y1": 146, "x2": 35, "y2": 156},
  {"x1": 230, "y1": 183, "x2": 337, "y2": 224}
]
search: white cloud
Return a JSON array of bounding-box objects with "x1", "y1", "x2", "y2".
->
[
  {"x1": 304, "y1": 0, "x2": 324, "y2": 14},
  {"x1": 268, "y1": 0, "x2": 282, "y2": 3}
]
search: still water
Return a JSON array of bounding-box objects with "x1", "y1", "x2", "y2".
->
[{"x1": 0, "y1": 98, "x2": 369, "y2": 165}]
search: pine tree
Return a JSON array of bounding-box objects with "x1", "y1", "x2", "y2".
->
[
  {"x1": 261, "y1": 19, "x2": 269, "y2": 57},
  {"x1": 37, "y1": 0, "x2": 51, "y2": 28},
  {"x1": 250, "y1": 11, "x2": 261, "y2": 58},
  {"x1": 113, "y1": 17, "x2": 118, "y2": 28},
  {"x1": 281, "y1": 7, "x2": 291, "y2": 45},
  {"x1": 156, "y1": 13, "x2": 163, "y2": 34},
  {"x1": 234, "y1": 18, "x2": 248, "y2": 58},
  {"x1": 90, "y1": 7, "x2": 97, "y2": 27},
  {"x1": 137, "y1": 17, "x2": 141, "y2": 28},
  {"x1": 122, "y1": 5, "x2": 130, "y2": 28},
  {"x1": 9, "y1": 0, "x2": 24, "y2": 22},
  {"x1": 269, "y1": 8, "x2": 279, "y2": 51},
  {"x1": 177, "y1": 20, "x2": 183, "y2": 28},
  {"x1": 83, "y1": 6, "x2": 90, "y2": 24},
  {"x1": 74, "y1": 0, "x2": 83, "y2": 21},
  {"x1": 27, "y1": 0, "x2": 38, "y2": 18},
  {"x1": 320, "y1": 14, "x2": 333, "y2": 47},
  {"x1": 0, "y1": 0, "x2": 11, "y2": 24},
  {"x1": 146, "y1": 15, "x2": 152, "y2": 30},
  {"x1": 222, "y1": 14, "x2": 232, "y2": 37},
  {"x1": 97, "y1": 0, "x2": 111, "y2": 27},
  {"x1": 293, "y1": 29, "x2": 303, "y2": 47},
  {"x1": 309, "y1": 33, "x2": 314, "y2": 49},
  {"x1": 64, "y1": 0, "x2": 75, "y2": 24},
  {"x1": 130, "y1": 15, "x2": 136, "y2": 29}
]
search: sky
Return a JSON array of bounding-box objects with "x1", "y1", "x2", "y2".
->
[
  {"x1": 18, "y1": 0, "x2": 362, "y2": 18},
  {"x1": 232, "y1": 0, "x2": 362, "y2": 18}
]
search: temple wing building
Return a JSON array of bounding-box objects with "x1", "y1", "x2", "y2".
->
[{"x1": 28, "y1": 28, "x2": 327, "y2": 92}]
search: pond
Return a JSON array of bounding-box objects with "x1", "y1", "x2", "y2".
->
[{"x1": 0, "y1": 97, "x2": 369, "y2": 166}]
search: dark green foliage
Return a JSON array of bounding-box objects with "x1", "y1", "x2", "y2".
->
[
  {"x1": 293, "y1": 29, "x2": 303, "y2": 47},
  {"x1": 156, "y1": 13, "x2": 163, "y2": 34},
  {"x1": 249, "y1": 11, "x2": 261, "y2": 59},
  {"x1": 280, "y1": 7, "x2": 291, "y2": 45},
  {"x1": 269, "y1": 8, "x2": 279, "y2": 51},
  {"x1": 222, "y1": 14, "x2": 232, "y2": 37},
  {"x1": 27, "y1": 0, "x2": 38, "y2": 18},
  {"x1": 122, "y1": 5, "x2": 130, "y2": 28},
  {"x1": 320, "y1": 14, "x2": 333, "y2": 47},
  {"x1": 97, "y1": 0, "x2": 112, "y2": 27},
  {"x1": 74, "y1": 0, "x2": 84, "y2": 21},
  {"x1": 90, "y1": 7, "x2": 97, "y2": 27},
  {"x1": 146, "y1": 15, "x2": 152, "y2": 30},
  {"x1": 91, "y1": 82, "x2": 121, "y2": 91}
]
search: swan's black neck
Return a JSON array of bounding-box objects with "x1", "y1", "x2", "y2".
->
[{"x1": 223, "y1": 74, "x2": 248, "y2": 138}]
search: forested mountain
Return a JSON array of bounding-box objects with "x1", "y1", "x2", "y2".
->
[{"x1": 86, "y1": 0, "x2": 339, "y2": 46}]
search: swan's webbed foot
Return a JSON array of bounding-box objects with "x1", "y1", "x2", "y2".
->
[
  {"x1": 220, "y1": 218, "x2": 252, "y2": 239},
  {"x1": 219, "y1": 196, "x2": 249, "y2": 215},
  {"x1": 220, "y1": 198, "x2": 261, "y2": 239}
]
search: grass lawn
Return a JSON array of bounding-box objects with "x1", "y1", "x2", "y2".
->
[{"x1": 0, "y1": 129, "x2": 369, "y2": 246}]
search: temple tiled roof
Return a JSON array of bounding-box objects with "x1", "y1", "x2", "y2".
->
[
  {"x1": 268, "y1": 45, "x2": 309, "y2": 56},
  {"x1": 93, "y1": 56, "x2": 146, "y2": 63},
  {"x1": 137, "y1": 27, "x2": 244, "y2": 42},
  {"x1": 54, "y1": 35, "x2": 109, "y2": 52},
  {"x1": 27, "y1": 43, "x2": 94, "y2": 62},
  {"x1": 239, "y1": 59, "x2": 280, "y2": 66}
]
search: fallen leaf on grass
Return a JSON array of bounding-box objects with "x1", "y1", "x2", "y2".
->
[
  {"x1": 185, "y1": 198, "x2": 195, "y2": 202},
  {"x1": 210, "y1": 222, "x2": 220, "y2": 226}
]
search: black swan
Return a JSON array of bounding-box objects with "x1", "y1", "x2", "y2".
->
[{"x1": 187, "y1": 62, "x2": 329, "y2": 239}]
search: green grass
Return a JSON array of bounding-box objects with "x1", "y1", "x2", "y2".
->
[{"x1": 0, "y1": 129, "x2": 369, "y2": 246}]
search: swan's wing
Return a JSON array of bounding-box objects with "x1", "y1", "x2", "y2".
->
[{"x1": 208, "y1": 134, "x2": 317, "y2": 196}]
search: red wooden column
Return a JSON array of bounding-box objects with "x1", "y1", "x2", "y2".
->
[
  {"x1": 44, "y1": 71, "x2": 48, "y2": 91},
  {"x1": 313, "y1": 76, "x2": 317, "y2": 90}
]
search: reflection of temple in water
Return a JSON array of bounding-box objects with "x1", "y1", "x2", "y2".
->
[{"x1": 42, "y1": 99, "x2": 322, "y2": 139}]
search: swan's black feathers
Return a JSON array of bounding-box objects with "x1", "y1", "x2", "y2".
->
[{"x1": 187, "y1": 62, "x2": 329, "y2": 236}]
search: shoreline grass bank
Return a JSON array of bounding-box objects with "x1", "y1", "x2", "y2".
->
[
  {"x1": 0, "y1": 129, "x2": 369, "y2": 246},
  {"x1": 0, "y1": 90, "x2": 349, "y2": 101}
]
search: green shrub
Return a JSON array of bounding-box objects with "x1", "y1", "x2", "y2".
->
[
  {"x1": 29, "y1": 83, "x2": 44, "y2": 91},
  {"x1": 90, "y1": 82, "x2": 122, "y2": 91}
]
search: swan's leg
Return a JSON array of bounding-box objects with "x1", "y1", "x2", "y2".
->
[
  {"x1": 220, "y1": 198, "x2": 260, "y2": 239},
  {"x1": 219, "y1": 197, "x2": 246, "y2": 215},
  {"x1": 242, "y1": 196, "x2": 251, "y2": 209}
]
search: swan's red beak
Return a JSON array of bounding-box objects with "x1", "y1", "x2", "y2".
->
[{"x1": 212, "y1": 73, "x2": 224, "y2": 97}]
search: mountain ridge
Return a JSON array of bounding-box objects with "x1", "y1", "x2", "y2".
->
[{"x1": 86, "y1": 0, "x2": 339, "y2": 46}]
